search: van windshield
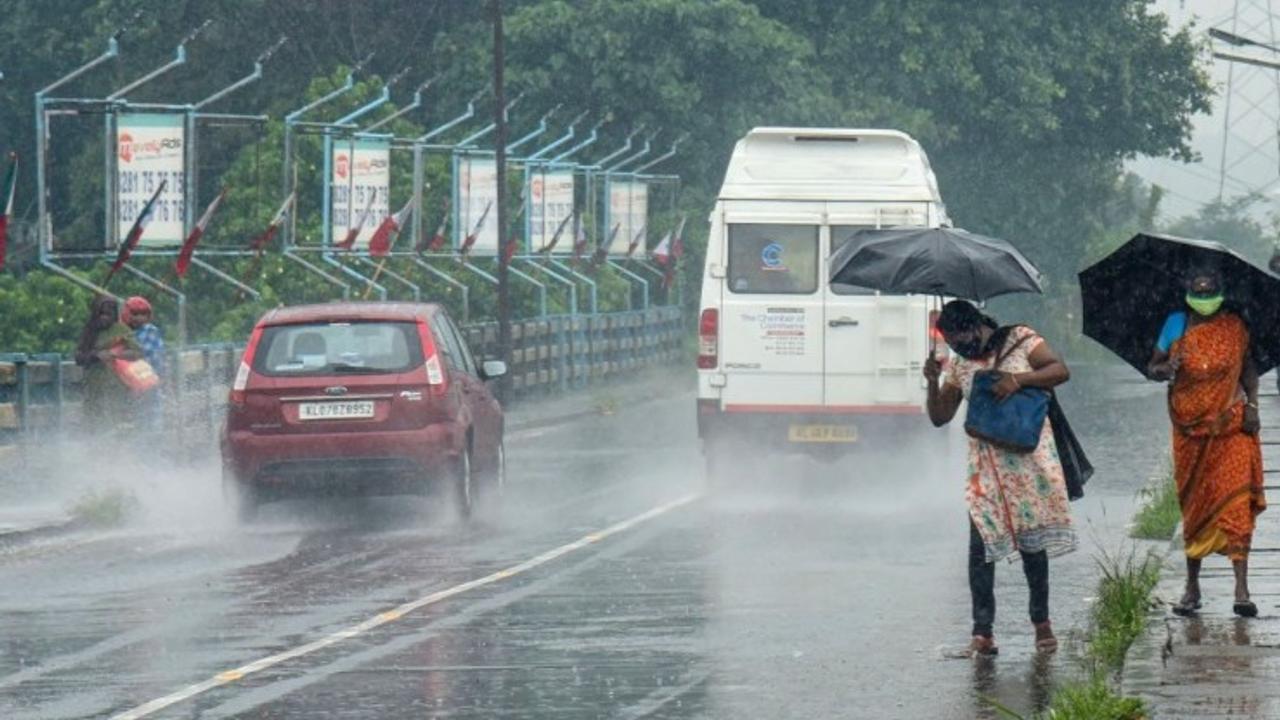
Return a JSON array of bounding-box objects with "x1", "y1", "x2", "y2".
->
[
  {"x1": 726, "y1": 224, "x2": 818, "y2": 295},
  {"x1": 254, "y1": 321, "x2": 423, "y2": 376}
]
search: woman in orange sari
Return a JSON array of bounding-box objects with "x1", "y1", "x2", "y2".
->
[{"x1": 1149, "y1": 270, "x2": 1266, "y2": 617}]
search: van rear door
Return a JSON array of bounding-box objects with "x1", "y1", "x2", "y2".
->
[
  {"x1": 717, "y1": 204, "x2": 824, "y2": 410},
  {"x1": 823, "y1": 206, "x2": 931, "y2": 412}
]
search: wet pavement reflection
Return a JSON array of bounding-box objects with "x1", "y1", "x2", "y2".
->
[{"x1": 0, "y1": 365, "x2": 1170, "y2": 718}]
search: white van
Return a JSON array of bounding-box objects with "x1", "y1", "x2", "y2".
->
[{"x1": 696, "y1": 128, "x2": 950, "y2": 474}]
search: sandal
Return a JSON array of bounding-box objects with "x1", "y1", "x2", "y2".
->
[
  {"x1": 968, "y1": 635, "x2": 999, "y2": 657},
  {"x1": 1172, "y1": 596, "x2": 1202, "y2": 617},
  {"x1": 1234, "y1": 600, "x2": 1259, "y2": 618},
  {"x1": 1034, "y1": 621, "x2": 1058, "y2": 654}
]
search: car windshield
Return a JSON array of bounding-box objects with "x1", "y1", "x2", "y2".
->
[{"x1": 254, "y1": 321, "x2": 422, "y2": 376}]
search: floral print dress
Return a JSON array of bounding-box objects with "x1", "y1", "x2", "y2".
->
[{"x1": 946, "y1": 326, "x2": 1077, "y2": 563}]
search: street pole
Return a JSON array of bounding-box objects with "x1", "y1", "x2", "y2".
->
[{"x1": 493, "y1": 0, "x2": 513, "y2": 401}]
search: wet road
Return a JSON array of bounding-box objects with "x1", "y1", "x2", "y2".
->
[{"x1": 0, "y1": 366, "x2": 1169, "y2": 719}]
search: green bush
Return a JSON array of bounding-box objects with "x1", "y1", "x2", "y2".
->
[{"x1": 1131, "y1": 469, "x2": 1180, "y2": 541}]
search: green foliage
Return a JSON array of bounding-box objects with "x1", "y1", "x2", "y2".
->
[
  {"x1": 1131, "y1": 468, "x2": 1181, "y2": 541},
  {"x1": 1167, "y1": 195, "x2": 1278, "y2": 266},
  {"x1": 1089, "y1": 545, "x2": 1162, "y2": 670},
  {"x1": 989, "y1": 677, "x2": 1147, "y2": 720}
]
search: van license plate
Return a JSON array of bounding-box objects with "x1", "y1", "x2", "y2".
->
[
  {"x1": 788, "y1": 424, "x2": 858, "y2": 443},
  {"x1": 299, "y1": 401, "x2": 375, "y2": 421}
]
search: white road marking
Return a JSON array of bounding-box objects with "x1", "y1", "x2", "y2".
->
[{"x1": 110, "y1": 493, "x2": 700, "y2": 720}]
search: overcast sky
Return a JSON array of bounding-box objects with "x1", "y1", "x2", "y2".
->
[{"x1": 1129, "y1": 0, "x2": 1280, "y2": 222}]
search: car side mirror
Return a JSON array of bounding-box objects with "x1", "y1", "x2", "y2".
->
[{"x1": 481, "y1": 360, "x2": 508, "y2": 380}]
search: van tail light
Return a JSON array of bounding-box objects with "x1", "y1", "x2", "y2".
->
[
  {"x1": 416, "y1": 319, "x2": 448, "y2": 396},
  {"x1": 230, "y1": 324, "x2": 265, "y2": 406},
  {"x1": 697, "y1": 308, "x2": 719, "y2": 369}
]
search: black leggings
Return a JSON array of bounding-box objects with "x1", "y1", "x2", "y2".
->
[{"x1": 969, "y1": 520, "x2": 1049, "y2": 638}]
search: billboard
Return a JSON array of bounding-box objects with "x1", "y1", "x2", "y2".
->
[
  {"x1": 331, "y1": 137, "x2": 391, "y2": 248},
  {"x1": 607, "y1": 179, "x2": 648, "y2": 256},
  {"x1": 528, "y1": 168, "x2": 575, "y2": 253},
  {"x1": 116, "y1": 113, "x2": 186, "y2": 246},
  {"x1": 455, "y1": 155, "x2": 499, "y2": 255}
]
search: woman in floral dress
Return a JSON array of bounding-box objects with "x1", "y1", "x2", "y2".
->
[{"x1": 924, "y1": 300, "x2": 1077, "y2": 657}]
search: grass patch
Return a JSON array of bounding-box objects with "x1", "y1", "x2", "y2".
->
[
  {"x1": 67, "y1": 486, "x2": 139, "y2": 528},
  {"x1": 1130, "y1": 469, "x2": 1180, "y2": 541},
  {"x1": 1088, "y1": 545, "x2": 1163, "y2": 670},
  {"x1": 989, "y1": 676, "x2": 1147, "y2": 720}
]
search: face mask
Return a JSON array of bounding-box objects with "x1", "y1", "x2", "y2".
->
[
  {"x1": 951, "y1": 336, "x2": 986, "y2": 360},
  {"x1": 1186, "y1": 292, "x2": 1224, "y2": 317}
]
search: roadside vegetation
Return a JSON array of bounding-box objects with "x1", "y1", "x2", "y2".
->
[
  {"x1": 992, "y1": 473, "x2": 1173, "y2": 719},
  {"x1": 1130, "y1": 469, "x2": 1181, "y2": 541}
]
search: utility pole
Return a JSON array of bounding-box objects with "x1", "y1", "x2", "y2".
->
[{"x1": 492, "y1": 0, "x2": 513, "y2": 400}]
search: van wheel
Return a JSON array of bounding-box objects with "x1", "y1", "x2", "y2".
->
[
  {"x1": 452, "y1": 448, "x2": 474, "y2": 520},
  {"x1": 704, "y1": 439, "x2": 737, "y2": 490}
]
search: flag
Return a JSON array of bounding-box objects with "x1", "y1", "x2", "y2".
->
[
  {"x1": 335, "y1": 191, "x2": 376, "y2": 250},
  {"x1": 0, "y1": 153, "x2": 16, "y2": 272},
  {"x1": 368, "y1": 198, "x2": 415, "y2": 257},
  {"x1": 417, "y1": 197, "x2": 451, "y2": 253},
  {"x1": 590, "y1": 222, "x2": 619, "y2": 269},
  {"x1": 651, "y1": 231, "x2": 673, "y2": 266},
  {"x1": 174, "y1": 188, "x2": 227, "y2": 278},
  {"x1": 459, "y1": 200, "x2": 493, "y2": 257},
  {"x1": 571, "y1": 214, "x2": 588, "y2": 263},
  {"x1": 106, "y1": 179, "x2": 166, "y2": 284},
  {"x1": 250, "y1": 192, "x2": 295, "y2": 253},
  {"x1": 625, "y1": 224, "x2": 646, "y2": 259},
  {"x1": 672, "y1": 215, "x2": 687, "y2": 261},
  {"x1": 501, "y1": 234, "x2": 521, "y2": 265},
  {"x1": 540, "y1": 212, "x2": 574, "y2": 254}
]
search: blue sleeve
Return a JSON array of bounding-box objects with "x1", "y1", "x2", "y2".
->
[{"x1": 1156, "y1": 312, "x2": 1186, "y2": 353}]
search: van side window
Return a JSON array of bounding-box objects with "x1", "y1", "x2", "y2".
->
[
  {"x1": 830, "y1": 225, "x2": 877, "y2": 295},
  {"x1": 726, "y1": 224, "x2": 818, "y2": 295}
]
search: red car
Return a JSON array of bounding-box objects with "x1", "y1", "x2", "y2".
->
[{"x1": 220, "y1": 302, "x2": 506, "y2": 521}]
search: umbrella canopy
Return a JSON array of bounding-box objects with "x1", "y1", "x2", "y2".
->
[
  {"x1": 1078, "y1": 232, "x2": 1280, "y2": 374},
  {"x1": 828, "y1": 227, "x2": 1043, "y2": 301}
]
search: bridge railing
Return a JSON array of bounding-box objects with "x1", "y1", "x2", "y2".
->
[{"x1": 0, "y1": 306, "x2": 683, "y2": 464}]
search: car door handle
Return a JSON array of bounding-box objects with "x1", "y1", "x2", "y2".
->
[{"x1": 828, "y1": 318, "x2": 860, "y2": 328}]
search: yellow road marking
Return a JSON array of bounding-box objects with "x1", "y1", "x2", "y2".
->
[{"x1": 109, "y1": 493, "x2": 700, "y2": 720}]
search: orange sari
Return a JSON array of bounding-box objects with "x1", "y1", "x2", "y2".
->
[{"x1": 1168, "y1": 312, "x2": 1265, "y2": 560}]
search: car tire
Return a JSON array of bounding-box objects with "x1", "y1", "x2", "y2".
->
[
  {"x1": 484, "y1": 440, "x2": 506, "y2": 497},
  {"x1": 704, "y1": 438, "x2": 737, "y2": 490},
  {"x1": 452, "y1": 446, "x2": 474, "y2": 520}
]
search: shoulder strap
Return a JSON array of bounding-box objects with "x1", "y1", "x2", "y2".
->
[{"x1": 993, "y1": 326, "x2": 1035, "y2": 370}]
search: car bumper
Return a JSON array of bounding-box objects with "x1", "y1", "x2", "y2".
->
[
  {"x1": 222, "y1": 422, "x2": 461, "y2": 498},
  {"x1": 697, "y1": 400, "x2": 928, "y2": 450}
]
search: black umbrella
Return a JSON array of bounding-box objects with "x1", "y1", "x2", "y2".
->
[
  {"x1": 828, "y1": 227, "x2": 1043, "y2": 301},
  {"x1": 1078, "y1": 232, "x2": 1280, "y2": 374}
]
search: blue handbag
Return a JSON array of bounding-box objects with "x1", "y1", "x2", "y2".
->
[{"x1": 964, "y1": 334, "x2": 1050, "y2": 453}]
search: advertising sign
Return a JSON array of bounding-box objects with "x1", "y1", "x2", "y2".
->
[
  {"x1": 528, "y1": 168, "x2": 575, "y2": 253},
  {"x1": 331, "y1": 137, "x2": 391, "y2": 248},
  {"x1": 116, "y1": 113, "x2": 186, "y2": 246},
  {"x1": 607, "y1": 179, "x2": 648, "y2": 255},
  {"x1": 455, "y1": 155, "x2": 499, "y2": 255}
]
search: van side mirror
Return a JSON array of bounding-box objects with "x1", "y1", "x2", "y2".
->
[{"x1": 481, "y1": 359, "x2": 508, "y2": 380}]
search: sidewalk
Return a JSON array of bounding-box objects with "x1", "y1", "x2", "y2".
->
[{"x1": 1123, "y1": 392, "x2": 1280, "y2": 719}]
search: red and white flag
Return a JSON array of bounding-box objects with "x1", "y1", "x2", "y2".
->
[
  {"x1": 368, "y1": 198, "x2": 415, "y2": 257},
  {"x1": 651, "y1": 231, "x2": 673, "y2": 266},
  {"x1": 0, "y1": 153, "x2": 16, "y2": 272},
  {"x1": 590, "y1": 223, "x2": 619, "y2": 269},
  {"x1": 625, "y1": 224, "x2": 646, "y2": 259},
  {"x1": 417, "y1": 197, "x2": 451, "y2": 253},
  {"x1": 671, "y1": 215, "x2": 687, "y2": 261},
  {"x1": 459, "y1": 200, "x2": 493, "y2": 257},
  {"x1": 174, "y1": 188, "x2": 227, "y2": 278},
  {"x1": 571, "y1": 214, "x2": 588, "y2": 262},
  {"x1": 335, "y1": 191, "x2": 376, "y2": 251},
  {"x1": 250, "y1": 192, "x2": 295, "y2": 253},
  {"x1": 540, "y1": 212, "x2": 574, "y2": 254},
  {"x1": 106, "y1": 179, "x2": 166, "y2": 285}
]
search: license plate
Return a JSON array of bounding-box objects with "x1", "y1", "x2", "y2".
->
[
  {"x1": 298, "y1": 401, "x2": 375, "y2": 421},
  {"x1": 788, "y1": 424, "x2": 858, "y2": 443}
]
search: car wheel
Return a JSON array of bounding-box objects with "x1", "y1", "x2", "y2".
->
[
  {"x1": 704, "y1": 438, "x2": 737, "y2": 490},
  {"x1": 486, "y1": 441, "x2": 506, "y2": 496},
  {"x1": 452, "y1": 447, "x2": 474, "y2": 520}
]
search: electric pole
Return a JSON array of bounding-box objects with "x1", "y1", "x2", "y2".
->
[{"x1": 492, "y1": 0, "x2": 512, "y2": 401}]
